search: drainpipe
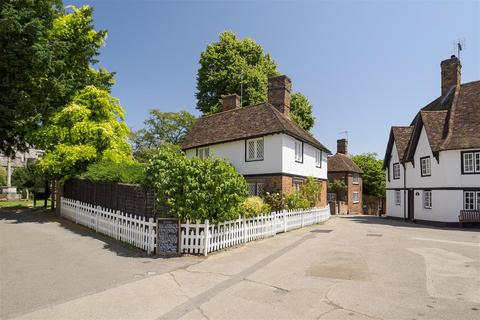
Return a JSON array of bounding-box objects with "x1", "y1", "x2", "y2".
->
[{"x1": 403, "y1": 164, "x2": 406, "y2": 220}]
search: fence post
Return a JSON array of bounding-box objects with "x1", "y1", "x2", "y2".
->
[
  {"x1": 204, "y1": 219, "x2": 210, "y2": 256},
  {"x1": 243, "y1": 217, "x2": 247, "y2": 243},
  {"x1": 115, "y1": 210, "x2": 120, "y2": 240},
  {"x1": 283, "y1": 210, "x2": 287, "y2": 232},
  {"x1": 148, "y1": 217, "x2": 154, "y2": 254},
  {"x1": 75, "y1": 200, "x2": 79, "y2": 224},
  {"x1": 95, "y1": 206, "x2": 100, "y2": 232},
  {"x1": 271, "y1": 212, "x2": 276, "y2": 236},
  {"x1": 301, "y1": 210, "x2": 304, "y2": 228}
]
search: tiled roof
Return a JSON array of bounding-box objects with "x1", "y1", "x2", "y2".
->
[
  {"x1": 385, "y1": 80, "x2": 480, "y2": 168},
  {"x1": 182, "y1": 103, "x2": 331, "y2": 153},
  {"x1": 328, "y1": 153, "x2": 363, "y2": 173},
  {"x1": 392, "y1": 126, "x2": 414, "y2": 162}
]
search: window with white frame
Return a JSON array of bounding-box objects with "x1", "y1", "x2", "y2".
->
[
  {"x1": 463, "y1": 151, "x2": 480, "y2": 174},
  {"x1": 315, "y1": 149, "x2": 322, "y2": 168},
  {"x1": 420, "y1": 157, "x2": 431, "y2": 177},
  {"x1": 198, "y1": 147, "x2": 210, "y2": 159},
  {"x1": 292, "y1": 178, "x2": 303, "y2": 191},
  {"x1": 464, "y1": 191, "x2": 480, "y2": 210},
  {"x1": 352, "y1": 173, "x2": 360, "y2": 184},
  {"x1": 246, "y1": 138, "x2": 264, "y2": 161},
  {"x1": 393, "y1": 163, "x2": 400, "y2": 179},
  {"x1": 352, "y1": 192, "x2": 359, "y2": 204},
  {"x1": 394, "y1": 190, "x2": 401, "y2": 205},
  {"x1": 423, "y1": 190, "x2": 432, "y2": 209},
  {"x1": 294, "y1": 140, "x2": 303, "y2": 162}
]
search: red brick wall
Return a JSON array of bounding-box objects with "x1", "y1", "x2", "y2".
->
[{"x1": 327, "y1": 171, "x2": 363, "y2": 214}]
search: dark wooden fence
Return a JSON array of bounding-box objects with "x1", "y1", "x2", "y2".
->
[{"x1": 63, "y1": 179, "x2": 156, "y2": 218}]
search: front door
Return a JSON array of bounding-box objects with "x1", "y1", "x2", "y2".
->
[{"x1": 407, "y1": 189, "x2": 415, "y2": 221}]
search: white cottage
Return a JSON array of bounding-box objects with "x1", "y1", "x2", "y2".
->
[
  {"x1": 384, "y1": 55, "x2": 480, "y2": 225},
  {"x1": 182, "y1": 75, "x2": 331, "y2": 206}
]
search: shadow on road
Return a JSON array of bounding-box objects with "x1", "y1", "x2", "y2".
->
[
  {"x1": 337, "y1": 215, "x2": 480, "y2": 232},
  {"x1": 0, "y1": 208, "x2": 173, "y2": 259}
]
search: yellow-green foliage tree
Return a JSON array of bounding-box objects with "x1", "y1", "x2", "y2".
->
[{"x1": 35, "y1": 86, "x2": 131, "y2": 179}]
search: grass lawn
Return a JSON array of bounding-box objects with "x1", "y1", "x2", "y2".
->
[{"x1": 0, "y1": 199, "x2": 52, "y2": 209}]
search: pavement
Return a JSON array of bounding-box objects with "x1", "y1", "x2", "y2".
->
[{"x1": 1, "y1": 209, "x2": 479, "y2": 320}]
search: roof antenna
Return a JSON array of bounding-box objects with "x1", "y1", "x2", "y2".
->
[
  {"x1": 453, "y1": 38, "x2": 466, "y2": 59},
  {"x1": 339, "y1": 130, "x2": 349, "y2": 141},
  {"x1": 240, "y1": 69, "x2": 244, "y2": 107}
]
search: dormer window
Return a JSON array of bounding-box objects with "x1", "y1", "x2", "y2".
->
[
  {"x1": 246, "y1": 137, "x2": 264, "y2": 161},
  {"x1": 393, "y1": 163, "x2": 400, "y2": 180},
  {"x1": 294, "y1": 140, "x2": 303, "y2": 163},
  {"x1": 198, "y1": 147, "x2": 209, "y2": 159},
  {"x1": 420, "y1": 156, "x2": 431, "y2": 177}
]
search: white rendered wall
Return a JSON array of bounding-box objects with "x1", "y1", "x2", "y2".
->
[
  {"x1": 281, "y1": 134, "x2": 327, "y2": 179},
  {"x1": 184, "y1": 133, "x2": 327, "y2": 179},
  {"x1": 386, "y1": 189, "x2": 406, "y2": 219},
  {"x1": 413, "y1": 190, "x2": 464, "y2": 223}
]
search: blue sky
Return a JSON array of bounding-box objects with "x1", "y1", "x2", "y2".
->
[{"x1": 69, "y1": 0, "x2": 479, "y2": 157}]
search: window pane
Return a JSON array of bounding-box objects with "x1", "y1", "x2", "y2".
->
[
  {"x1": 248, "y1": 183, "x2": 256, "y2": 196},
  {"x1": 464, "y1": 192, "x2": 474, "y2": 210},
  {"x1": 475, "y1": 153, "x2": 480, "y2": 172},
  {"x1": 477, "y1": 192, "x2": 480, "y2": 210},
  {"x1": 257, "y1": 183, "x2": 264, "y2": 196},
  {"x1": 256, "y1": 139, "x2": 264, "y2": 159},
  {"x1": 248, "y1": 140, "x2": 255, "y2": 160},
  {"x1": 464, "y1": 153, "x2": 474, "y2": 172}
]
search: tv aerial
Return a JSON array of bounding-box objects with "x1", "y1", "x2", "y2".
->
[{"x1": 453, "y1": 38, "x2": 466, "y2": 59}]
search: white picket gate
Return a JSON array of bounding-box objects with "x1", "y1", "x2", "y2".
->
[
  {"x1": 180, "y1": 206, "x2": 330, "y2": 256},
  {"x1": 61, "y1": 197, "x2": 157, "y2": 254}
]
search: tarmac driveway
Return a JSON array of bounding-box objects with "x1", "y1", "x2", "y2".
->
[{"x1": 1, "y1": 210, "x2": 479, "y2": 320}]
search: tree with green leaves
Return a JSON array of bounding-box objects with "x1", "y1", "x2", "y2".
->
[
  {"x1": 132, "y1": 110, "x2": 196, "y2": 156},
  {"x1": 0, "y1": 2, "x2": 114, "y2": 156},
  {"x1": 196, "y1": 31, "x2": 315, "y2": 131},
  {"x1": 144, "y1": 148, "x2": 247, "y2": 223},
  {"x1": 35, "y1": 86, "x2": 131, "y2": 179},
  {"x1": 351, "y1": 153, "x2": 386, "y2": 198}
]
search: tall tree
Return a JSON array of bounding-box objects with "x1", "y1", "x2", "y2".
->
[
  {"x1": 0, "y1": 2, "x2": 113, "y2": 156},
  {"x1": 196, "y1": 31, "x2": 315, "y2": 131},
  {"x1": 290, "y1": 93, "x2": 315, "y2": 132},
  {"x1": 35, "y1": 85, "x2": 131, "y2": 179},
  {"x1": 351, "y1": 153, "x2": 386, "y2": 198},
  {"x1": 132, "y1": 110, "x2": 196, "y2": 151}
]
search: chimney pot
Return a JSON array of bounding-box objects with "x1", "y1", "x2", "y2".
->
[
  {"x1": 222, "y1": 94, "x2": 241, "y2": 112},
  {"x1": 268, "y1": 75, "x2": 292, "y2": 117},
  {"x1": 440, "y1": 55, "x2": 461, "y2": 96},
  {"x1": 337, "y1": 139, "x2": 348, "y2": 155}
]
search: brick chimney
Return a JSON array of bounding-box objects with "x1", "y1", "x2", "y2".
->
[
  {"x1": 441, "y1": 55, "x2": 461, "y2": 96},
  {"x1": 222, "y1": 94, "x2": 240, "y2": 111},
  {"x1": 268, "y1": 75, "x2": 291, "y2": 117},
  {"x1": 337, "y1": 139, "x2": 348, "y2": 155}
]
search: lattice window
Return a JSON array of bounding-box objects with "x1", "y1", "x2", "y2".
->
[
  {"x1": 246, "y1": 138, "x2": 264, "y2": 161},
  {"x1": 393, "y1": 163, "x2": 400, "y2": 179},
  {"x1": 256, "y1": 183, "x2": 264, "y2": 196},
  {"x1": 394, "y1": 190, "x2": 401, "y2": 205},
  {"x1": 295, "y1": 140, "x2": 303, "y2": 162},
  {"x1": 248, "y1": 183, "x2": 256, "y2": 196}
]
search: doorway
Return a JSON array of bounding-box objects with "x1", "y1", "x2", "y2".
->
[{"x1": 407, "y1": 189, "x2": 415, "y2": 221}]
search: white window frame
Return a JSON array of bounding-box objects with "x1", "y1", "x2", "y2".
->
[
  {"x1": 464, "y1": 191, "x2": 475, "y2": 210},
  {"x1": 352, "y1": 192, "x2": 359, "y2": 204},
  {"x1": 393, "y1": 163, "x2": 400, "y2": 180},
  {"x1": 315, "y1": 149, "x2": 322, "y2": 168},
  {"x1": 423, "y1": 190, "x2": 432, "y2": 209},
  {"x1": 294, "y1": 140, "x2": 303, "y2": 163},
  {"x1": 197, "y1": 147, "x2": 210, "y2": 160},
  {"x1": 394, "y1": 190, "x2": 401, "y2": 205},
  {"x1": 463, "y1": 151, "x2": 480, "y2": 174},
  {"x1": 246, "y1": 137, "x2": 264, "y2": 162},
  {"x1": 420, "y1": 157, "x2": 431, "y2": 177},
  {"x1": 352, "y1": 173, "x2": 360, "y2": 184}
]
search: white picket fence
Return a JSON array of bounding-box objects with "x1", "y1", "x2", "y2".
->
[
  {"x1": 61, "y1": 197, "x2": 157, "y2": 254},
  {"x1": 180, "y1": 206, "x2": 330, "y2": 256}
]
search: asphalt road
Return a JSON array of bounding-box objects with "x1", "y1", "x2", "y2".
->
[{"x1": 1, "y1": 209, "x2": 479, "y2": 320}]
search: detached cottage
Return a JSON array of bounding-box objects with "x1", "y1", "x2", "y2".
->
[
  {"x1": 384, "y1": 55, "x2": 480, "y2": 224},
  {"x1": 182, "y1": 75, "x2": 331, "y2": 206}
]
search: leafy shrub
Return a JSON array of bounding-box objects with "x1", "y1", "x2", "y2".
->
[
  {"x1": 243, "y1": 196, "x2": 271, "y2": 217},
  {"x1": 301, "y1": 176, "x2": 322, "y2": 207},
  {"x1": 144, "y1": 149, "x2": 247, "y2": 223},
  {"x1": 0, "y1": 166, "x2": 6, "y2": 186},
  {"x1": 263, "y1": 192, "x2": 286, "y2": 212},
  {"x1": 82, "y1": 160, "x2": 145, "y2": 184},
  {"x1": 285, "y1": 191, "x2": 310, "y2": 210}
]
